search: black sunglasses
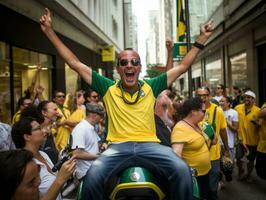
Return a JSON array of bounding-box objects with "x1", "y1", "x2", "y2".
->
[
  {"x1": 118, "y1": 58, "x2": 140, "y2": 67},
  {"x1": 31, "y1": 126, "x2": 42, "y2": 132},
  {"x1": 56, "y1": 95, "x2": 65, "y2": 98}
]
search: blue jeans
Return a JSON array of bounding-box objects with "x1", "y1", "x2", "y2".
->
[
  {"x1": 81, "y1": 142, "x2": 193, "y2": 200},
  {"x1": 209, "y1": 159, "x2": 220, "y2": 200}
]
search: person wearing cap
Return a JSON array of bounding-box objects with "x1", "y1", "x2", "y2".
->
[
  {"x1": 40, "y1": 8, "x2": 213, "y2": 200},
  {"x1": 71, "y1": 103, "x2": 104, "y2": 180},
  {"x1": 235, "y1": 90, "x2": 260, "y2": 181}
]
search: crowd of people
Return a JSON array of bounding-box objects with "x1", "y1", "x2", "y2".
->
[{"x1": 0, "y1": 7, "x2": 266, "y2": 200}]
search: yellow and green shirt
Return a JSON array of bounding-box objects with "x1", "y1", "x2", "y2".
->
[
  {"x1": 171, "y1": 121, "x2": 211, "y2": 176},
  {"x1": 12, "y1": 110, "x2": 21, "y2": 125},
  {"x1": 257, "y1": 103, "x2": 266, "y2": 153},
  {"x1": 235, "y1": 103, "x2": 260, "y2": 146},
  {"x1": 201, "y1": 103, "x2": 227, "y2": 161},
  {"x1": 55, "y1": 105, "x2": 71, "y2": 151},
  {"x1": 69, "y1": 107, "x2": 86, "y2": 123},
  {"x1": 91, "y1": 71, "x2": 167, "y2": 143}
]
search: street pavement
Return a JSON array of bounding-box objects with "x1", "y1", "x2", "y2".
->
[{"x1": 219, "y1": 169, "x2": 266, "y2": 200}]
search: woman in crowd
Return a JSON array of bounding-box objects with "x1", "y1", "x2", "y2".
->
[
  {"x1": 38, "y1": 101, "x2": 61, "y2": 164},
  {"x1": 171, "y1": 97, "x2": 211, "y2": 199},
  {"x1": 11, "y1": 117, "x2": 76, "y2": 200},
  {"x1": 0, "y1": 149, "x2": 75, "y2": 200},
  {"x1": 212, "y1": 84, "x2": 226, "y2": 104},
  {"x1": 68, "y1": 90, "x2": 86, "y2": 125}
]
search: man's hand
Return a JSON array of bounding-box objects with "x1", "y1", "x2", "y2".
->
[
  {"x1": 40, "y1": 8, "x2": 52, "y2": 33},
  {"x1": 196, "y1": 19, "x2": 214, "y2": 44},
  {"x1": 56, "y1": 157, "x2": 76, "y2": 184},
  {"x1": 200, "y1": 19, "x2": 213, "y2": 38},
  {"x1": 166, "y1": 39, "x2": 173, "y2": 52}
]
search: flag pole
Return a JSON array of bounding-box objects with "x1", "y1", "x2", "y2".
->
[{"x1": 184, "y1": 0, "x2": 193, "y2": 97}]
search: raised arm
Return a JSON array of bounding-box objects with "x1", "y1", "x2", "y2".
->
[
  {"x1": 167, "y1": 20, "x2": 213, "y2": 86},
  {"x1": 165, "y1": 39, "x2": 173, "y2": 71},
  {"x1": 40, "y1": 8, "x2": 92, "y2": 85},
  {"x1": 28, "y1": 65, "x2": 41, "y2": 99}
]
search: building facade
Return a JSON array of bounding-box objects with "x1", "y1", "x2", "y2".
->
[
  {"x1": 179, "y1": 0, "x2": 266, "y2": 105},
  {"x1": 0, "y1": 0, "x2": 125, "y2": 123}
]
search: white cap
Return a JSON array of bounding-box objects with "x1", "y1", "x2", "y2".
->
[{"x1": 244, "y1": 91, "x2": 256, "y2": 99}]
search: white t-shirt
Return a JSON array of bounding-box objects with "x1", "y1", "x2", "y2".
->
[
  {"x1": 71, "y1": 119, "x2": 100, "y2": 179},
  {"x1": 213, "y1": 95, "x2": 223, "y2": 103},
  {"x1": 220, "y1": 109, "x2": 238, "y2": 148},
  {"x1": 34, "y1": 151, "x2": 62, "y2": 200}
]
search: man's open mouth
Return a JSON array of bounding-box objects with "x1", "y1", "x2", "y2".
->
[{"x1": 125, "y1": 71, "x2": 135, "y2": 82}]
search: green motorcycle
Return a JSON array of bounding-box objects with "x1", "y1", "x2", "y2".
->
[{"x1": 77, "y1": 166, "x2": 200, "y2": 200}]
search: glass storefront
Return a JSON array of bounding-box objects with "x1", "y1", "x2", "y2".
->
[
  {"x1": 0, "y1": 41, "x2": 11, "y2": 123},
  {"x1": 192, "y1": 61, "x2": 202, "y2": 91},
  {"x1": 13, "y1": 47, "x2": 53, "y2": 107},
  {"x1": 65, "y1": 63, "x2": 79, "y2": 94},
  {"x1": 230, "y1": 52, "x2": 247, "y2": 89},
  {"x1": 205, "y1": 51, "x2": 222, "y2": 95},
  {"x1": 0, "y1": 41, "x2": 53, "y2": 123}
]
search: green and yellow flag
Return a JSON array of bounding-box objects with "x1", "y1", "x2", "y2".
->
[{"x1": 177, "y1": 0, "x2": 186, "y2": 41}]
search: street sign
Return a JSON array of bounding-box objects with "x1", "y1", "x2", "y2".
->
[
  {"x1": 102, "y1": 46, "x2": 115, "y2": 62},
  {"x1": 173, "y1": 42, "x2": 187, "y2": 61}
]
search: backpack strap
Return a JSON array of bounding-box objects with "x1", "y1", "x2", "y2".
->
[{"x1": 212, "y1": 106, "x2": 217, "y2": 131}]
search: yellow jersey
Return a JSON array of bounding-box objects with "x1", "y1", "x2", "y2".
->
[
  {"x1": 172, "y1": 121, "x2": 211, "y2": 176},
  {"x1": 257, "y1": 103, "x2": 266, "y2": 153},
  {"x1": 235, "y1": 103, "x2": 260, "y2": 146}
]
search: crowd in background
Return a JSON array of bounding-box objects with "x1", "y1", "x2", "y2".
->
[
  {"x1": 0, "y1": 19, "x2": 265, "y2": 200},
  {"x1": 1, "y1": 78, "x2": 265, "y2": 200}
]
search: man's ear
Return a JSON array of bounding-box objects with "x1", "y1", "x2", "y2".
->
[
  {"x1": 24, "y1": 134, "x2": 31, "y2": 142},
  {"x1": 42, "y1": 110, "x2": 47, "y2": 118}
]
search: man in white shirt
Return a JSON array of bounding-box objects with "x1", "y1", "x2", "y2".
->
[{"x1": 71, "y1": 103, "x2": 105, "y2": 180}]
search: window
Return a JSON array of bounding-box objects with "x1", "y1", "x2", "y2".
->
[
  {"x1": 0, "y1": 41, "x2": 11, "y2": 123},
  {"x1": 113, "y1": 0, "x2": 117, "y2": 7},
  {"x1": 112, "y1": 17, "x2": 118, "y2": 40},
  {"x1": 12, "y1": 47, "x2": 53, "y2": 110},
  {"x1": 65, "y1": 63, "x2": 79, "y2": 94},
  {"x1": 230, "y1": 52, "x2": 247, "y2": 89},
  {"x1": 205, "y1": 59, "x2": 222, "y2": 93},
  {"x1": 192, "y1": 62, "x2": 202, "y2": 90}
]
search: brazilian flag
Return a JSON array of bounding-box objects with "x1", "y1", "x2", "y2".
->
[{"x1": 177, "y1": 0, "x2": 186, "y2": 42}]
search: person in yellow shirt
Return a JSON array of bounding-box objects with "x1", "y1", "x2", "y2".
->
[
  {"x1": 68, "y1": 90, "x2": 86, "y2": 124},
  {"x1": 196, "y1": 87, "x2": 229, "y2": 200},
  {"x1": 53, "y1": 91, "x2": 77, "y2": 151},
  {"x1": 255, "y1": 102, "x2": 266, "y2": 179},
  {"x1": 235, "y1": 91, "x2": 260, "y2": 181},
  {"x1": 40, "y1": 7, "x2": 214, "y2": 199},
  {"x1": 12, "y1": 97, "x2": 32, "y2": 125},
  {"x1": 172, "y1": 97, "x2": 211, "y2": 200}
]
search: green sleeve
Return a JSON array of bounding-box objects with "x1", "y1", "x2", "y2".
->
[
  {"x1": 145, "y1": 73, "x2": 167, "y2": 97},
  {"x1": 91, "y1": 71, "x2": 115, "y2": 97}
]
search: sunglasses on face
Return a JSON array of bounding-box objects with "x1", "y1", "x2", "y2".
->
[
  {"x1": 56, "y1": 95, "x2": 65, "y2": 98},
  {"x1": 31, "y1": 126, "x2": 42, "y2": 132},
  {"x1": 118, "y1": 58, "x2": 140, "y2": 67},
  {"x1": 197, "y1": 94, "x2": 209, "y2": 97}
]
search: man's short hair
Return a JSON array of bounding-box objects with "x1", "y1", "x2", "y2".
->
[
  {"x1": 197, "y1": 86, "x2": 211, "y2": 94},
  {"x1": 85, "y1": 103, "x2": 105, "y2": 116},
  {"x1": 11, "y1": 117, "x2": 36, "y2": 148}
]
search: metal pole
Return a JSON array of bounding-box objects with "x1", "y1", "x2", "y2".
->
[{"x1": 184, "y1": 0, "x2": 192, "y2": 97}]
